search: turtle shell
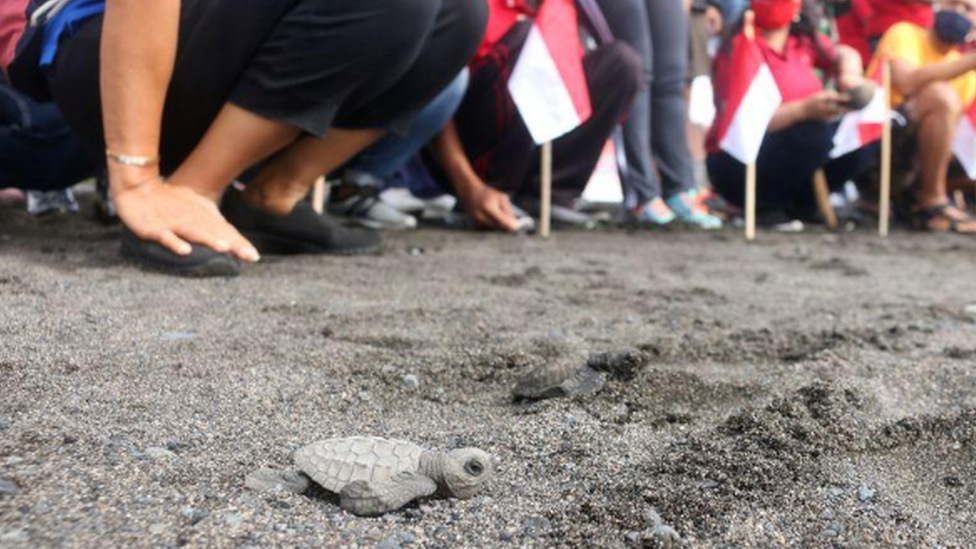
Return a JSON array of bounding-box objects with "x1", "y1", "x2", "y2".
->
[
  {"x1": 513, "y1": 361, "x2": 577, "y2": 399},
  {"x1": 293, "y1": 437, "x2": 425, "y2": 494}
]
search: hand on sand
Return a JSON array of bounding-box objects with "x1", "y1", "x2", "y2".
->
[
  {"x1": 114, "y1": 177, "x2": 260, "y2": 262},
  {"x1": 461, "y1": 184, "x2": 520, "y2": 232}
]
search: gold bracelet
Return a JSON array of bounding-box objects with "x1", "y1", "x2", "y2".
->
[{"x1": 106, "y1": 150, "x2": 160, "y2": 168}]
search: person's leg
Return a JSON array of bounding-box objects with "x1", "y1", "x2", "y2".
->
[
  {"x1": 709, "y1": 121, "x2": 833, "y2": 214},
  {"x1": 594, "y1": 0, "x2": 659, "y2": 205},
  {"x1": 0, "y1": 83, "x2": 97, "y2": 191},
  {"x1": 524, "y1": 42, "x2": 643, "y2": 206},
  {"x1": 346, "y1": 70, "x2": 470, "y2": 181},
  {"x1": 240, "y1": 0, "x2": 487, "y2": 215},
  {"x1": 913, "y1": 82, "x2": 962, "y2": 207},
  {"x1": 645, "y1": 0, "x2": 696, "y2": 199}
]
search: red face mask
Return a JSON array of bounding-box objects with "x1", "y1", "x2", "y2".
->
[{"x1": 752, "y1": 0, "x2": 801, "y2": 30}]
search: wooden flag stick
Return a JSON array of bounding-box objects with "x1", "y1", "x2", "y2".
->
[
  {"x1": 745, "y1": 162, "x2": 757, "y2": 241},
  {"x1": 540, "y1": 141, "x2": 553, "y2": 238},
  {"x1": 312, "y1": 176, "x2": 327, "y2": 215},
  {"x1": 879, "y1": 61, "x2": 893, "y2": 237},
  {"x1": 813, "y1": 169, "x2": 838, "y2": 230}
]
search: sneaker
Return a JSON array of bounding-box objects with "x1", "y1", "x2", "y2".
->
[
  {"x1": 329, "y1": 171, "x2": 417, "y2": 230},
  {"x1": 665, "y1": 190, "x2": 723, "y2": 230},
  {"x1": 632, "y1": 197, "x2": 676, "y2": 226},
  {"x1": 27, "y1": 188, "x2": 79, "y2": 216},
  {"x1": 380, "y1": 188, "x2": 457, "y2": 222}
]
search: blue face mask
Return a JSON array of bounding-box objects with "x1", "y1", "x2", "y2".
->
[{"x1": 934, "y1": 10, "x2": 974, "y2": 45}]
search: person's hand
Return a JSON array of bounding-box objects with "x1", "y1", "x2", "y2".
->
[
  {"x1": 113, "y1": 174, "x2": 260, "y2": 262},
  {"x1": 460, "y1": 183, "x2": 520, "y2": 232},
  {"x1": 802, "y1": 90, "x2": 851, "y2": 121},
  {"x1": 704, "y1": 5, "x2": 724, "y2": 36}
]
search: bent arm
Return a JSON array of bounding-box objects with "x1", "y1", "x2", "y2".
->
[
  {"x1": 432, "y1": 121, "x2": 482, "y2": 202},
  {"x1": 890, "y1": 55, "x2": 976, "y2": 98},
  {"x1": 101, "y1": 0, "x2": 180, "y2": 191}
]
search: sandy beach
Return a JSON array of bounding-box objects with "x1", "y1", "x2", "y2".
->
[{"x1": 2, "y1": 204, "x2": 976, "y2": 548}]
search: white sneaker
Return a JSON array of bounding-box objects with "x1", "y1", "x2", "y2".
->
[
  {"x1": 329, "y1": 172, "x2": 417, "y2": 230},
  {"x1": 380, "y1": 188, "x2": 457, "y2": 221},
  {"x1": 27, "y1": 188, "x2": 79, "y2": 216}
]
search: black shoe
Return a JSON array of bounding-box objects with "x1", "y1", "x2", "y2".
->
[
  {"x1": 120, "y1": 227, "x2": 241, "y2": 278},
  {"x1": 221, "y1": 188, "x2": 381, "y2": 256}
]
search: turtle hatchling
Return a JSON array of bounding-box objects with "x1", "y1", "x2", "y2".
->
[
  {"x1": 246, "y1": 437, "x2": 493, "y2": 516},
  {"x1": 513, "y1": 360, "x2": 606, "y2": 401}
]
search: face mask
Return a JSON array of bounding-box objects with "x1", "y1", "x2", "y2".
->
[
  {"x1": 752, "y1": 0, "x2": 801, "y2": 30},
  {"x1": 934, "y1": 10, "x2": 974, "y2": 45}
]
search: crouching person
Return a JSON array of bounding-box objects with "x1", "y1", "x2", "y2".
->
[
  {"x1": 0, "y1": 73, "x2": 97, "y2": 206},
  {"x1": 707, "y1": 0, "x2": 871, "y2": 229},
  {"x1": 872, "y1": 0, "x2": 976, "y2": 233},
  {"x1": 430, "y1": 0, "x2": 642, "y2": 231},
  {"x1": 3, "y1": 0, "x2": 486, "y2": 276}
]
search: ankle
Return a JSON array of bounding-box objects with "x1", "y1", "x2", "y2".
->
[{"x1": 241, "y1": 182, "x2": 302, "y2": 216}]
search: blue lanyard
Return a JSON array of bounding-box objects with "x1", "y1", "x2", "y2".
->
[{"x1": 40, "y1": 0, "x2": 106, "y2": 66}]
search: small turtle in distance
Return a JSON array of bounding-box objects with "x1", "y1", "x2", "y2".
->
[
  {"x1": 512, "y1": 347, "x2": 650, "y2": 401},
  {"x1": 246, "y1": 436, "x2": 493, "y2": 516},
  {"x1": 512, "y1": 360, "x2": 607, "y2": 401}
]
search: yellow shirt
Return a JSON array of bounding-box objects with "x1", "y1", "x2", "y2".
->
[{"x1": 871, "y1": 22, "x2": 976, "y2": 107}]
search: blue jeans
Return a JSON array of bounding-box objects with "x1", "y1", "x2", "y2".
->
[
  {"x1": 0, "y1": 78, "x2": 97, "y2": 191},
  {"x1": 347, "y1": 70, "x2": 468, "y2": 182}
]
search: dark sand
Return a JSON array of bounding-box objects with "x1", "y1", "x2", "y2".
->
[{"x1": 2, "y1": 204, "x2": 976, "y2": 548}]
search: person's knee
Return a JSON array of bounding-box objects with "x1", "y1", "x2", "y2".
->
[
  {"x1": 916, "y1": 82, "x2": 962, "y2": 118},
  {"x1": 588, "y1": 42, "x2": 643, "y2": 103}
]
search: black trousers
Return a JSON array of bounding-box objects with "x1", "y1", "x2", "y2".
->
[
  {"x1": 708, "y1": 121, "x2": 871, "y2": 217},
  {"x1": 595, "y1": 0, "x2": 696, "y2": 205},
  {"x1": 453, "y1": 20, "x2": 641, "y2": 206},
  {"x1": 42, "y1": 0, "x2": 487, "y2": 175}
]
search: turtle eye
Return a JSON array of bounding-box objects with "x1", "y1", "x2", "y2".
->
[{"x1": 464, "y1": 459, "x2": 484, "y2": 476}]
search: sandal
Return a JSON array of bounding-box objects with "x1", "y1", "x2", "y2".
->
[{"x1": 908, "y1": 203, "x2": 976, "y2": 234}]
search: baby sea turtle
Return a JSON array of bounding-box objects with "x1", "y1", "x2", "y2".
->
[
  {"x1": 513, "y1": 361, "x2": 606, "y2": 400},
  {"x1": 246, "y1": 437, "x2": 493, "y2": 516}
]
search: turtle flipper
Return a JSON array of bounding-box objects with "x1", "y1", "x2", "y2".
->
[
  {"x1": 245, "y1": 468, "x2": 312, "y2": 494},
  {"x1": 339, "y1": 471, "x2": 437, "y2": 516},
  {"x1": 559, "y1": 366, "x2": 606, "y2": 397}
]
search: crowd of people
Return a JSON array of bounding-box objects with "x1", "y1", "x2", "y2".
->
[{"x1": 1, "y1": 0, "x2": 976, "y2": 277}]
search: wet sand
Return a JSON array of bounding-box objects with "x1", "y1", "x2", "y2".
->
[{"x1": 2, "y1": 205, "x2": 976, "y2": 548}]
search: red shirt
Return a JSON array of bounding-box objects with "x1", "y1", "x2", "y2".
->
[
  {"x1": 867, "y1": 0, "x2": 933, "y2": 38},
  {"x1": 707, "y1": 33, "x2": 837, "y2": 153},
  {"x1": 836, "y1": 0, "x2": 873, "y2": 64},
  {"x1": 476, "y1": 0, "x2": 535, "y2": 62},
  {"x1": 0, "y1": 0, "x2": 30, "y2": 77}
]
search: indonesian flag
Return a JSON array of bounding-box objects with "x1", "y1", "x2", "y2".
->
[
  {"x1": 712, "y1": 31, "x2": 782, "y2": 164},
  {"x1": 508, "y1": 0, "x2": 592, "y2": 145},
  {"x1": 830, "y1": 62, "x2": 888, "y2": 159},
  {"x1": 953, "y1": 99, "x2": 976, "y2": 179}
]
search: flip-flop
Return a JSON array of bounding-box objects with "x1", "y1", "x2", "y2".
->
[{"x1": 909, "y1": 203, "x2": 976, "y2": 234}]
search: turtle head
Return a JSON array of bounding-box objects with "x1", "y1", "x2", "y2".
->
[{"x1": 442, "y1": 448, "x2": 493, "y2": 499}]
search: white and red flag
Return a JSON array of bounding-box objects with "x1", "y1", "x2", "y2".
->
[
  {"x1": 830, "y1": 62, "x2": 888, "y2": 159},
  {"x1": 953, "y1": 99, "x2": 976, "y2": 179},
  {"x1": 712, "y1": 30, "x2": 782, "y2": 164},
  {"x1": 508, "y1": 0, "x2": 592, "y2": 145}
]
